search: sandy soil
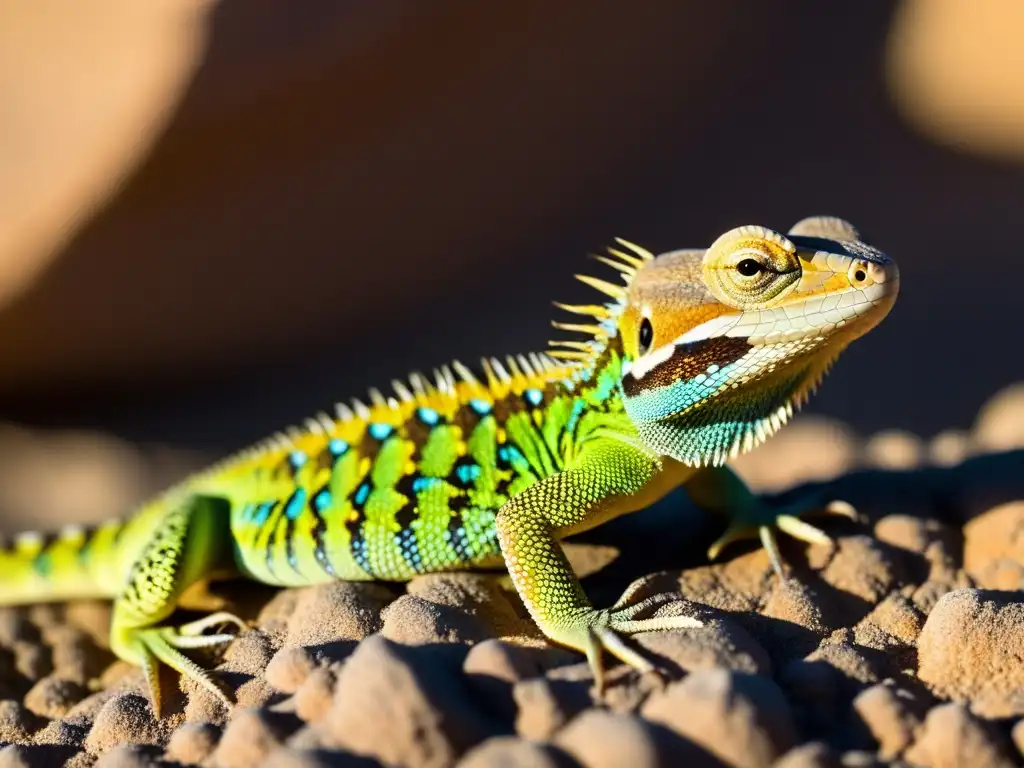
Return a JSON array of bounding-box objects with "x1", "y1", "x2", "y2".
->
[{"x1": 0, "y1": 385, "x2": 1022, "y2": 767}]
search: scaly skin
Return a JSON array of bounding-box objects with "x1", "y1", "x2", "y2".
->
[{"x1": 0, "y1": 216, "x2": 899, "y2": 715}]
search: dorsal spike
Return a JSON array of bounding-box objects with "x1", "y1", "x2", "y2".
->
[
  {"x1": 551, "y1": 320, "x2": 605, "y2": 336},
  {"x1": 614, "y1": 237, "x2": 655, "y2": 261},
  {"x1": 505, "y1": 355, "x2": 523, "y2": 378},
  {"x1": 368, "y1": 388, "x2": 387, "y2": 407},
  {"x1": 452, "y1": 359, "x2": 480, "y2": 385},
  {"x1": 575, "y1": 274, "x2": 627, "y2": 300},
  {"x1": 440, "y1": 364, "x2": 456, "y2": 392},
  {"x1": 351, "y1": 398, "x2": 372, "y2": 420},
  {"x1": 433, "y1": 367, "x2": 452, "y2": 394},
  {"x1": 549, "y1": 340, "x2": 594, "y2": 352},
  {"x1": 315, "y1": 411, "x2": 335, "y2": 432},
  {"x1": 335, "y1": 402, "x2": 355, "y2": 421},
  {"x1": 528, "y1": 352, "x2": 546, "y2": 373},
  {"x1": 392, "y1": 379, "x2": 415, "y2": 403},
  {"x1": 606, "y1": 247, "x2": 645, "y2": 269},
  {"x1": 547, "y1": 350, "x2": 591, "y2": 361},
  {"x1": 489, "y1": 357, "x2": 512, "y2": 383},
  {"x1": 409, "y1": 372, "x2": 430, "y2": 396},
  {"x1": 516, "y1": 354, "x2": 536, "y2": 377},
  {"x1": 591, "y1": 254, "x2": 636, "y2": 277},
  {"x1": 304, "y1": 417, "x2": 324, "y2": 435},
  {"x1": 553, "y1": 302, "x2": 613, "y2": 320}
]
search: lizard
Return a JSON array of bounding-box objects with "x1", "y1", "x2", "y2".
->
[{"x1": 0, "y1": 216, "x2": 899, "y2": 717}]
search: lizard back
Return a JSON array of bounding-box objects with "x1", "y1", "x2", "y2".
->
[{"x1": 200, "y1": 352, "x2": 627, "y2": 586}]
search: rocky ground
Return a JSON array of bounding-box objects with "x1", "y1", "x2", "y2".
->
[{"x1": 0, "y1": 385, "x2": 1022, "y2": 767}]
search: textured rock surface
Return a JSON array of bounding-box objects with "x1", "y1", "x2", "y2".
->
[{"x1": 0, "y1": 403, "x2": 1022, "y2": 765}]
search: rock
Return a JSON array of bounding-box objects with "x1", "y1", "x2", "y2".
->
[
  {"x1": 512, "y1": 677, "x2": 589, "y2": 741},
  {"x1": 0, "y1": 746, "x2": 34, "y2": 768},
  {"x1": 380, "y1": 594, "x2": 494, "y2": 645},
  {"x1": 321, "y1": 635, "x2": 497, "y2": 767},
  {"x1": 1011, "y1": 718, "x2": 1024, "y2": 760},
  {"x1": 0, "y1": 610, "x2": 37, "y2": 647},
  {"x1": 212, "y1": 708, "x2": 290, "y2": 768},
  {"x1": 0, "y1": 701, "x2": 43, "y2": 744},
  {"x1": 804, "y1": 642, "x2": 881, "y2": 687},
  {"x1": 24, "y1": 675, "x2": 89, "y2": 718},
  {"x1": 265, "y1": 646, "x2": 317, "y2": 694},
  {"x1": 762, "y1": 578, "x2": 828, "y2": 634},
  {"x1": 285, "y1": 582, "x2": 392, "y2": 648},
  {"x1": 641, "y1": 669, "x2": 797, "y2": 768},
  {"x1": 83, "y1": 693, "x2": 160, "y2": 755},
  {"x1": 973, "y1": 383, "x2": 1024, "y2": 452},
  {"x1": 917, "y1": 589, "x2": 1024, "y2": 713},
  {"x1": 928, "y1": 429, "x2": 972, "y2": 467},
  {"x1": 294, "y1": 667, "x2": 337, "y2": 724},
  {"x1": 406, "y1": 573, "x2": 528, "y2": 636},
  {"x1": 165, "y1": 722, "x2": 220, "y2": 765},
  {"x1": 851, "y1": 683, "x2": 922, "y2": 760},
  {"x1": 633, "y1": 613, "x2": 771, "y2": 677},
  {"x1": 856, "y1": 592, "x2": 924, "y2": 646},
  {"x1": 94, "y1": 744, "x2": 159, "y2": 768},
  {"x1": 903, "y1": 703, "x2": 1014, "y2": 768},
  {"x1": 773, "y1": 741, "x2": 842, "y2": 768},
  {"x1": 963, "y1": 502, "x2": 1024, "y2": 575},
  {"x1": 874, "y1": 514, "x2": 960, "y2": 581},
  {"x1": 463, "y1": 639, "x2": 569, "y2": 683},
  {"x1": 555, "y1": 709, "x2": 691, "y2": 768},
  {"x1": 970, "y1": 559, "x2": 1024, "y2": 591},
  {"x1": 455, "y1": 737, "x2": 564, "y2": 768},
  {"x1": 12, "y1": 640, "x2": 50, "y2": 682},
  {"x1": 864, "y1": 429, "x2": 925, "y2": 469},
  {"x1": 911, "y1": 580, "x2": 954, "y2": 615},
  {"x1": 809, "y1": 535, "x2": 904, "y2": 605},
  {"x1": 46, "y1": 625, "x2": 109, "y2": 684}
]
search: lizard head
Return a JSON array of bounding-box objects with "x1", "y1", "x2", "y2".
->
[{"x1": 610, "y1": 217, "x2": 899, "y2": 466}]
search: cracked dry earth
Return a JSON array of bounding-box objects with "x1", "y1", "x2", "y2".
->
[{"x1": 0, "y1": 385, "x2": 1023, "y2": 767}]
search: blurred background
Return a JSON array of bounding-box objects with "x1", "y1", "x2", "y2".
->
[{"x1": 0, "y1": 0, "x2": 1022, "y2": 532}]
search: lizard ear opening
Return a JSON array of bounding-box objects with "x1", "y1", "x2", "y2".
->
[{"x1": 788, "y1": 216, "x2": 860, "y2": 242}]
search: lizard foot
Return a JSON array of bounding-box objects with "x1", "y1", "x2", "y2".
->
[
  {"x1": 547, "y1": 596, "x2": 703, "y2": 693},
  {"x1": 708, "y1": 498, "x2": 860, "y2": 578},
  {"x1": 126, "y1": 612, "x2": 248, "y2": 718}
]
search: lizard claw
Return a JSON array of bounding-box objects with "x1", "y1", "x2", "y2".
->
[
  {"x1": 551, "y1": 596, "x2": 703, "y2": 693},
  {"x1": 122, "y1": 613, "x2": 247, "y2": 718}
]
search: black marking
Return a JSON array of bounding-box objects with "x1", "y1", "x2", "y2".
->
[
  {"x1": 621, "y1": 337, "x2": 752, "y2": 397},
  {"x1": 259, "y1": 500, "x2": 283, "y2": 580},
  {"x1": 445, "y1": 494, "x2": 473, "y2": 561},
  {"x1": 309, "y1": 484, "x2": 336, "y2": 578},
  {"x1": 390, "y1": 473, "x2": 424, "y2": 572},
  {"x1": 448, "y1": 456, "x2": 481, "y2": 491},
  {"x1": 347, "y1": 481, "x2": 374, "y2": 577}
]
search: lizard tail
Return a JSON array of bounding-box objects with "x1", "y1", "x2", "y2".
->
[{"x1": 0, "y1": 520, "x2": 125, "y2": 604}]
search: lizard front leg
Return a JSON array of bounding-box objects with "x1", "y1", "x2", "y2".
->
[
  {"x1": 108, "y1": 495, "x2": 245, "y2": 717},
  {"x1": 496, "y1": 438, "x2": 701, "y2": 690},
  {"x1": 684, "y1": 465, "x2": 857, "y2": 577}
]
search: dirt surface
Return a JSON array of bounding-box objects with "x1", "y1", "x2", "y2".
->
[{"x1": 0, "y1": 385, "x2": 1022, "y2": 767}]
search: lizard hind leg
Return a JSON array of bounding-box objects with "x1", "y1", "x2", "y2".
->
[{"x1": 109, "y1": 494, "x2": 244, "y2": 718}]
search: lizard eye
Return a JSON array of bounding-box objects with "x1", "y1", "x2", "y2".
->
[
  {"x1": 736, "y1": 258, "x2": 763, "y2": 277},
  {"x1": 638, "y1": 318, "x2": 654, "y2": 355}
]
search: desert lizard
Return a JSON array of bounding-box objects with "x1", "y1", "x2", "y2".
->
[{"x1": 0, "y1": 216, "x2": 899, "y2": 716}]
